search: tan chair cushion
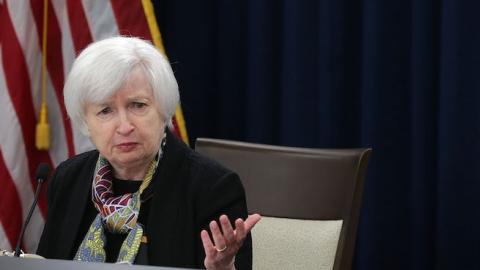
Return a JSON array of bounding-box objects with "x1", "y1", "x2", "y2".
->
[{"x1": 252, "y1": 216, "x2": 343, "y2": 270}]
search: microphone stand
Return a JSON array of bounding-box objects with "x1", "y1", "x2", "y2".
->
[{"x1": 14, "y1": 169, "x2": 47, "y2": 257}]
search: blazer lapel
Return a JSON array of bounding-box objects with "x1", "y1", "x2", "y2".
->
[
  {"x1": 147, "y1": 130, "x2": 188, "y2": 265},
  {"x1": 57, "y1": 155, "x2": 97, "y2": 259}
]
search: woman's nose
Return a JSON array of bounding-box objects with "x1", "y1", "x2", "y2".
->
[{"x1": 116, "y1": 111, "x2": 134, "y2": 135}]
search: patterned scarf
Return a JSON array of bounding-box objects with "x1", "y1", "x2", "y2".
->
[{"x1": 74, "y1": 149, "x2": 161, "y2": 264}]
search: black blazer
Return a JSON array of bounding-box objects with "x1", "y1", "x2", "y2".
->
[{"x1": 37, "y1": 130, "x2": 252, "y2": 269}]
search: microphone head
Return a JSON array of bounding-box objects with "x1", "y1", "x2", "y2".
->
[{"x1": 35, "y1": 163, "x2": 50, "y2": 182}]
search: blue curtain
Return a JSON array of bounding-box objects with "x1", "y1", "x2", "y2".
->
[{"x1": 153, "y1": 0, "x2": 480, "y2": 269}]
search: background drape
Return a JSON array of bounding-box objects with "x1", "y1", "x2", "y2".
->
[{"x1": 153, "y1": 0, "x2": 480, "y2": 269}]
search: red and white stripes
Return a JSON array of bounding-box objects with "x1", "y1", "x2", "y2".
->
[{"x1": 0, "y1": 0, "x2": 155, "y2": 253}]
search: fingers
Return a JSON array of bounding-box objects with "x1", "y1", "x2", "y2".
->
[
  {"x1": 235, "y1": 218, "x2": 246, "y2": 242},
  {"x1": 244, "y1": 214, "x2": 262, "y2": 231},
  {"x1": 209, "y1": 220, "x2": 227, "y2": 251},
  {"x1": 201, "y1": 229, "x2": 215, "y2": 257},
  {"x1": 202, "y1": 213, "x2": 262, "y2": 255},
  {"x1": 202, "y1": 219, "x2": 236, "y2": 270},
  {"x1": 202, "y1": 215, "x2": 234, "y2": 257},
  {"x1": 219, "y1": 215, "x2": 235, "y2": 244},
  {"x1": 235, "y1": 213, "x2": 262, "y2": 242}
]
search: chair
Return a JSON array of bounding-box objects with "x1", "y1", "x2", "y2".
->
[{"x1": 195, "y1": 138, "x2": 371, "y2": 270}]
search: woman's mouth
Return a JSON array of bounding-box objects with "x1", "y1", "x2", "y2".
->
[{"x1": 116, "y1": 142, "x2": 138, "y2": 152}]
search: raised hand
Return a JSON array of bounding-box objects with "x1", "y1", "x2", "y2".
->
[{"x1": 201, "y1": 214, "x2": 261, "y2": 270}]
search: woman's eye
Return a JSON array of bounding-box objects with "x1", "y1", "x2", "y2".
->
[
  {"x1": 98, "y1": 107, "x2": 112, "y2": 115},
  {"x1": 132, "y1": 102, "x2": 146, "y2": 109},
  {"x1": 130, "y1": 102, "x2": 148, "y2": 114}
]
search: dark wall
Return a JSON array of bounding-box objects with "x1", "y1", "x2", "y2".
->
[{"x1": 153, "y1": 0, "x2": 480, "y2": 269}]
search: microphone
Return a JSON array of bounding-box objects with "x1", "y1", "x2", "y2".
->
[{"x1": 14, "y1": 163, "x2": 50, "y2": 257}]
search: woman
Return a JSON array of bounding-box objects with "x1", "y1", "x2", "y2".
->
[{"x1": 36, "y1": 36, "x2": 261, "y2": 270}]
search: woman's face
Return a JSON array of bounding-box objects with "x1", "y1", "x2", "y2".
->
[{"x1": 84, "y1": 68, "x2": 165, "y2": 174}]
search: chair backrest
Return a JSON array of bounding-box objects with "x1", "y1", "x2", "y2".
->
[{"x1": 195, "y1": 138, "x2": 371, "y2": 270}]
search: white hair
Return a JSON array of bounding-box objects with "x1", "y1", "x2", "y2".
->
[{"x1": 64, "y1": 36, "x2": 179, "y2": 135}]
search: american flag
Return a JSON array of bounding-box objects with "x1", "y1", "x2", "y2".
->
[{"x1": 0, "y1": 0, "x2": 188, "y2": 253}]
